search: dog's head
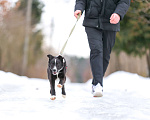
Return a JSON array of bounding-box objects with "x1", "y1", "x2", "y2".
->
[{"x1": 47, "y1": 54, "x2": 66, "y2": 75}]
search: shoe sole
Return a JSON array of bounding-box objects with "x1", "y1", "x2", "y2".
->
[{"x1": 93, "y1": 92, "x2": 103, "y2": 97}]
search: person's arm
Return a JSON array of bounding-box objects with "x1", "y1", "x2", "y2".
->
[
  {"x1": 114, "y1": 0, "x2": 131, "y2": 20},
  {"x1": 74, "y1": 0, "x2": 86, "y2": 19},
  {"x1": 110, "y1": 0, "x2": 130, "y2": 24}
]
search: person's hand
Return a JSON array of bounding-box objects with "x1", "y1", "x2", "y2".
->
[
  {"x1": 110, "y1": 13, "x2": 120, "y2": 24},
  {"x1": 74, "y1": 10, "x2": 81, "y2": 19}
]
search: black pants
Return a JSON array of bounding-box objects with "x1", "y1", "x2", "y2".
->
[{"x1": 85, "y1": 27, "x2": 116, "y2": 87}]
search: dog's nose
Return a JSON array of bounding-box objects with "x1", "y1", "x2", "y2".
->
[{"x1": 53, "y1": 69, "x2": 56, "y2": 72}]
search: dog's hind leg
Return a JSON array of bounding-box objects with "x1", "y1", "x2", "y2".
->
[
  {"x1": 50, "y1": 95, "x2": 56, "y2": 100},
  {"x1": 62, "y1": 85, "x2": 66, "y2": 98}
]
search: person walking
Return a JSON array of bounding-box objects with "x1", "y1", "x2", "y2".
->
[{"x1": 74, "y1": 0, "x2": 130, "y2": 97}]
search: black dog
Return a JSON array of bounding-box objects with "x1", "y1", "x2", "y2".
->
[{"x1": 47, "y1": 54, "x2": 67, "y2": 100}]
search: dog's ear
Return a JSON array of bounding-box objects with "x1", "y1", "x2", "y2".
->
[
  {"x1": 57, "y1": 55, "x2": 65, "y2": 63},
  {"x1": 47, "y1": 54, "x2": 54, "y2": 61}
]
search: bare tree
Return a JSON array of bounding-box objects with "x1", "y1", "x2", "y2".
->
[{"x1": 22, "y1": 0, "x2": 33, "y2": 75}]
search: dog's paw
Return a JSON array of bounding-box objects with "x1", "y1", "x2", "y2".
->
[
  {"x1": 57, "y1": 84, "x2": 62, "y2": 88},
  {"x1": 50, "y1": 96, "x2": 56, "y2": 100},
  {"x1": 62, "y1": 94, "x2": 66, "y2": 98}
]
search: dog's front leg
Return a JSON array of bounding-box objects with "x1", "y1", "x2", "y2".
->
[
  {"x1": 57, "y1": 77, "x2": 66, "y2": 98},
  {"x1": 50, "y1": 79, "x2": 56, "y2": 100},
  {"x1": 57, "y1": 76, "x2": 66, "y2": 88},
  {"x1": 48, "y1": 68, "x2": 56, "y2": 100},
  {"x1": 62, "y1": 85, "x2": 66, "y2": 98},
  {"x1": 49, "y1": 74, "x2": 57, "y2": 100}
]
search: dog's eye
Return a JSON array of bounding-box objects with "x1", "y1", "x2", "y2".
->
[
  {"x1": 56, "y1": 63, "x2": 60, "y2": 68},
  {"x1": 56, "y1": 62, "x2": 62, "y2": 69},
  {"x1": 50, "y1": 62, "x2": 55, "y2": 68}
]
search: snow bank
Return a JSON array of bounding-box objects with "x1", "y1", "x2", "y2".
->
[
  {"x1": 0, "y1": 71, "x2": 29, "y2": 85},
  {"x1": 86, "y1": 71, "x2": 150, "y2": 98},
  {"x1": 0, "y1": 70, "x2": 70, "y2": 85},
  {"x1": 1, "y1": 70, "x2": 150, "y2": 99},
  {"x1": 105, "y1": 71, "x2": 150, "y2": 94}
]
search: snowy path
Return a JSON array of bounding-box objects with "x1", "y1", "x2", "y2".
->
[{"x1": 0, "y1": 71, "x2": 150, "y2": 120}]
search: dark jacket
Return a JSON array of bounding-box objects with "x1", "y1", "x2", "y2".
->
[{"x1": 75, "y1": 0, "x2": 130, "y2": 31}]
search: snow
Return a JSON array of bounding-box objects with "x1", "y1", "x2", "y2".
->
[{"x1": 0, "y1": 70, "x2": 150, "y2": 120}]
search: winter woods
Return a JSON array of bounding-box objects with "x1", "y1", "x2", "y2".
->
[
  {"x1": 0, "y1": 0, "x2": 150, "y2": 82},
  {"x1": 0, "y1": 0, "x2": 44, "y2": 77},
  {"x1": 113, "y1": 0, "x2": 150, "y2": 77}
]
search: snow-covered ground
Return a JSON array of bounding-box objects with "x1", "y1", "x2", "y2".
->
[{"x1": 0, "y1": 70, "x2": 150, "y2": 120}]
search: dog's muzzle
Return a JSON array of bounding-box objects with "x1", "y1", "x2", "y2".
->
[
  {"x1": 51, "y1": 66, "x2": 64, "y2": 75},
  {"x1": 52, "y1": 69, "x2": 57, "y2": 75}
]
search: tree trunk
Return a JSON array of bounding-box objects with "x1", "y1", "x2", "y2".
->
[
  {"x1": 22, "y1": 0, "x2": 32, "y2": 75},
  {"x1": 115, "y1": 54, "x2": 121, "y2": 71},
  {"x1": 146, "y1": 49, "x2": 150, "y2": 77}
]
